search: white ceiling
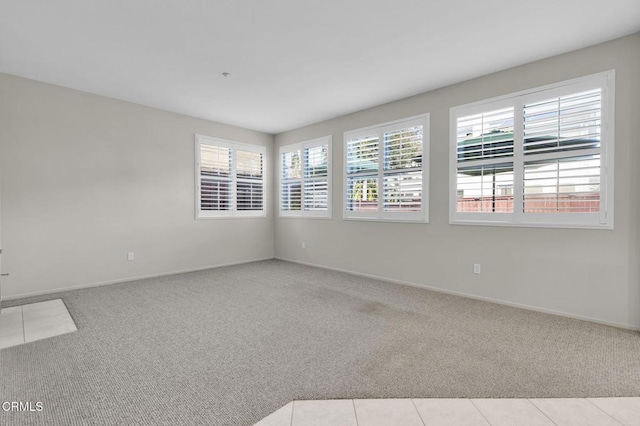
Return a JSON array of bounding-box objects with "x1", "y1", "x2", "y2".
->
[{"x1": 1, "y1": 1, "x2": 639, "y2": 134}]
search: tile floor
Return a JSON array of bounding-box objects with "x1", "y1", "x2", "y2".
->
[
  {"x1": 255, "y1": 397, "x2": 640, "y2": 426},
  {"x1": 0, "y1": 299, "x2": 77, "y2": 349}
]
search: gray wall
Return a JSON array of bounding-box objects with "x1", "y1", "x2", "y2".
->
[
  {"x1": 274, "y1": 33, "x2": 640, "y2": 329},
  {"x1": 0, "y1": 74, "x2": 274, "y2": 298}
]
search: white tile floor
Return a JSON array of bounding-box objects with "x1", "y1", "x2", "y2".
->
[
  {"x1": 255, "y1": 397, "x2": 640, "y2": 426},
  {"x1": 0, "y1": 299, "x2": 77, "y2": 349}
]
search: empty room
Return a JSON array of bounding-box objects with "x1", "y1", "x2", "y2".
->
[{"x1": 1, "y1": 1, "x2": 639, "y2": 425}]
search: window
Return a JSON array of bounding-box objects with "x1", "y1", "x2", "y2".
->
[
  {"x1": 279, "y1": 136, "x2": 331, "y2": 218},
  {"x1": 195, "y1": 134, "x2": 266, "y2": 218},
  {"x1": 450, "y1": 71, "x2": 614, "y2": 228},
  {"x1": 344, "y1": 115, "x2": 429, "y2": 222}
]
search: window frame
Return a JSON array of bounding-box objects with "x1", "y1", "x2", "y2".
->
[
  {"x1": 449, "y1": 70, "x2": 615, "y2": 229},
  {"x1": 278, "y1": 136, "x2": 332, "y2": 219},
  {"x1": 195, "y1": 134, "x2": 267, "y2": 219},
  {"x1": 343, "y1": 114, "x2": 430, "y2": 223}
]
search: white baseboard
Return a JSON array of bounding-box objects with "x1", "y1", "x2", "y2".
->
[
  {"x1": 2, "y1": 257, "x2": 274, "y2": 301},
  {"x1": 6, "y1": 255, "x2": 637, "y2": 331},
  {"x1": 276, "y1": 256, "x2": 640, "y2": 331}
]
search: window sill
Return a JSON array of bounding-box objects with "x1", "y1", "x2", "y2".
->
[
  {"x1": 278, "y1": 214, "x2": 333, "y2": 220},
  {"x1": 343, "y1": 216, "x2": 429, "y2": 224},
  {"x1": 449, "y1": 218, "x2": 613, "y2": 230},
  {"x1": 196, "y1": 214, "x2": 267, "y2": 220}
]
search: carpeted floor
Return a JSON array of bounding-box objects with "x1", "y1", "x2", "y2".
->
[{"x1": 1, "y1": 259, "x2": 639, "y2": 425}]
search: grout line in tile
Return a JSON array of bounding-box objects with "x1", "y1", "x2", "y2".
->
[
  {"x1": 3, "y1": 301, "x2": 78, "y2": 347},
  {"x1": 410, "y1": 399, "x2": 426, "y2": 426},
  {"x1": 469, "y1": 398, "x2": 496, "y2": 426},
  {"x1": 584, "y1": 398, "x2": 625, "y2": 425},
  {"x1": 527, "y1": 398, "x2": 560, "y2": 426},
  {"x1": 261, "y1": 399, "x2": 640, "y2": 426}
]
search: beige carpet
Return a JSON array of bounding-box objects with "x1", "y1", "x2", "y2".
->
[{"x1": 1, "y1": 260, "x2": 639, "y2": 425}]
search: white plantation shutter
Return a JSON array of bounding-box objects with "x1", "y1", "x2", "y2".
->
[
  {"x1": 279, "y1": 136, "x2": 331, "y2": 218},
  {"x1": 303, "y1": 145, "x2": 329, "y2": 212},
  {"x1": 382, "y1": 126, "x2": 423, "y2": 212},
  {"x1": 455, "y1": 107, "x2": 515, "y2": 213},
  {"x1": 450, "y1": 71, "x2": 614, "y2": 228},
  {"x1": 456, "y1": 108, "x2": 515, "y2": 163},
  {"x1": 523, "y1": 89, "x2": 601, "y2": 156},
  {"x1": 521, "y1": 89, "x2": 603, "y2": 215},
  {"x1": 345, "y1": 115, "x2": 429, "y2": 222},
  {"x1": 347, "y1": 135, "x2": 379, "y2": 173},
  {"x1": 199, "y1": 144, "x2": 232, "y2": 211},
  {"x1": 382, "y1": 172, "x2": 422, "y2": 212},
  {"x1": 346, "y1": 134, "x2": 380, "y2": 212},
  {"x1": 456, "y1": 163, "x2": 514, "y2": 213},
  {"x1": 523, "y1": 155, "x2": 600, "y2": 213},
  {"x1": 236, "y1": 150, "x2": 264, "y2": 211},
  {"x1": 280, "y1": 150, "x2": 302, "y2": 212},
  {"x1": 196, "y1": 135, "x2": 266, "y2": 218}
]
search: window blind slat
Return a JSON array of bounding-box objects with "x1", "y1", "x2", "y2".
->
[
  {"x1": 280, "y1": 182, "x2": 302, "y2": 211},
  {"x1": 523, "y1": 154, "x2": 600, "y2": 213},
  {"x1": 200, "y1": 145, "x2": 231, "y2": 176},
  {"x1": 456, "y1": 107, "x2": 515, "y2": 163},
  {"x1": 456, "y1": 163, "x2": 514, "y2": 213},
  {"x1": 303, "y1": 180, "x2": 329, "y2": 211},
  {"x1": 384, "y1": 126, "x2": 423, "y2": 171},
  {"x1": 523, "y1": 89, "x2": 601, "y2": 156},
  {"x1": 346, "y1": 135, "x2": 379, "y2": 173},
  {"x1": 383, "y1": 171, "x2": 422, "y2": 212},
  {"x1": 304, "y1": 145, "x2": 329, "y2": 178},
  {"x1": 236, "y1": 181, "x2": 264, "y2": 211},
  {"x1": 282, "y1": 150, "x2": 302, "y2": 180},
  {"x1": 346, "y1": 176, "x2": 378, "y2": 212}
]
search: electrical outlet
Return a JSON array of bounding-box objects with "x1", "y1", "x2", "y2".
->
[
  {"x1": 473, "y1": 264, "x2": 481, "y2": 274},
  {"x1": 301, "y1": 242, "x2": 306, "y2": 249},
  {"x1": 127, "y1": 252, "x2": 135, "y2": 261}
]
